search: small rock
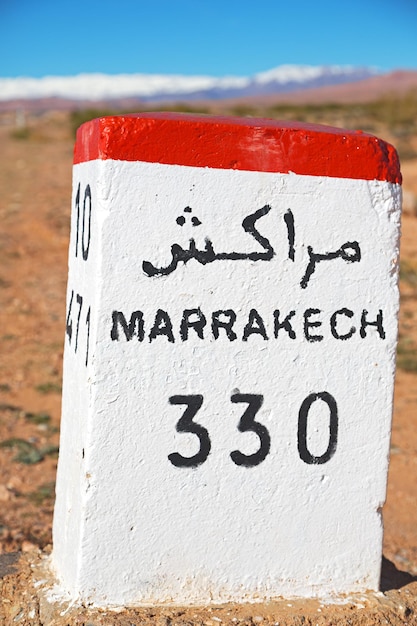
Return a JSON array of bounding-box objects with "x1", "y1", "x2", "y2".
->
[
  {"x1": 12, "y1": 607, "x2": 24, "y2": 621},
  {"x1": 21, "y1": 540, "x2": 37, "y2": 553},
  {"x1": 6, "y1": 477, "x2": 22, "y2": 490},
  {"x1": 0, "y1": 484, "x2": 11, "y2": 501},
  {"x1": 399, "y1": 604, "x2": 413, "y2": 619}
]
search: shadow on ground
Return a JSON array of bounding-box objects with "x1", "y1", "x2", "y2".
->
[
  {"x1": 381, "y1": 555, "x2": 417, "y2": 591},
  {"x1": 0, "y1": 552, "x2": 19, "y2": 579}
]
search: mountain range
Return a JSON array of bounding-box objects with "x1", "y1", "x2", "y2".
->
[
  {"x1": 0, "y1": 65, "x2": 378, "y2": 103},
  {"x1": 1, "y1": 65, "x2": 416, "y2": 111}
]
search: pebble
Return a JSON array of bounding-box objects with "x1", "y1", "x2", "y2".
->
[
  {"x1": 21, "y1": 540, "x2": 37, "y2": 553},
  {"x1": 0, "y1": 484, "x2": 11, "y2": 501}
]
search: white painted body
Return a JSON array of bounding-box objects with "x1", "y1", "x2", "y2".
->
[{"x1": 53, "y1": 160, "x2": 401, "y2": 606}]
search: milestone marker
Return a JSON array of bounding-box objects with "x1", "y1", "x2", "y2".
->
[{"x1": 52, "y1": 113, "x2": 402, "y2": 606}]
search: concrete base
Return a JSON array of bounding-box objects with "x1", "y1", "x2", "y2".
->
[{"x1": 1, "y1": 549, "x2": 416, "y2": 625}]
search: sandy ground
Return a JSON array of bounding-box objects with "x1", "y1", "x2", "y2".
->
[{"x1": 0, "y1": 112, "x2": 416, "y2": 624}]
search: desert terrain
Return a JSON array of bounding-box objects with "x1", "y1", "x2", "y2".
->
[{"x1": 0, "y1": 101, "x2": 416, "y2": 624}]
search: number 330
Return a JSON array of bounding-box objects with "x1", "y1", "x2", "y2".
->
[{"x1": 168, "y1": 392, "x2": 338, "y2": 469}]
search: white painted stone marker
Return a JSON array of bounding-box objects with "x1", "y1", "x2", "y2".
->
[{"x1": 52, "y1": 113, "x2": 402, "y2": 606}]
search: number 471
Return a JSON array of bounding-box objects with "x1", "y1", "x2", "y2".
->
[{"x1": 168, "y1": 392, "x2": 338, "y2": 468}]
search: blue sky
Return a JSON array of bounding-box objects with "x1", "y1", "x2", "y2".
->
[{"x1": 1, "y1": 0, "x2": 416, "y2": 78}]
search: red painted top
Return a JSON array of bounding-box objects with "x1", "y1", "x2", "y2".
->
[{"x1": 74, "y1": 112, "x2": 401, "y2": 184}]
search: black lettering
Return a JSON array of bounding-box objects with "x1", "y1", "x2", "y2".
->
[
  {"x1": 75, "y1": 183, "x2": 92, "y2": 261},
  {"x1": 75, "y1": 184, "x2": 80, "y2": 258},
  {"x1": 301, "y1": 242, "x2": 361, "y2": 289},
  {"x1": 168, "y1": 395, "x2": 210, "y2": 468},
  {"x1": 149, "y1": 309, "x2": 175, "y2": 343},
  {"x1": 330, "y1": 308, "x2": 356, "y2": 340},
  {"x1": 211, "y1": 310, "x2": 237, "y2": 341},
  {"x1": 298, "y1": 392, "x2": 338, "y2": 464},
  {"x1": 360, "y1": 309, "x2": 385, "y2": 339},
  {"x1": 75, "y1": 293, "x2": 83, "y2": 353},
  {"x1": 180, "y1": 308, "x2": 207, "y2": 341},
  {"x1": 85, "y1": 306, "x2": 91, "y2": 366},
  {"x1": 66, "y1": 290, "x2": 74, "y2": 343},
  {"x1": 111, "y1": 310, "x2": 144, "y2": 341},
  {"x1": 82, "y1": 185, "x2": 92, "y2": 261},
  {"x1": 304, "y1": 308, "x2": 323, "y2": 342},
  {"x1": 284, "y1": 209, "x2": 295, "y2": 261},
  {"x1": 230, "y1": 394, "x2": 270, "y2": 467},
  {"x1": 273, "y1": 310, "x2": 296, "y2": 339},
  {"x1": 242, "y1": 309, "x2": 268, "y2": 341}
]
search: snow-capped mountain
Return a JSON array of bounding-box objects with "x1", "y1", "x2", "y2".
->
[{"x1": 0, "y1": 65, "x2": 378, "y2": 103}]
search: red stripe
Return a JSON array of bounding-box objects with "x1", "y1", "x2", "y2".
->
[{"x1": 73, "y1": 113, "x2": 401, "y2": 184}]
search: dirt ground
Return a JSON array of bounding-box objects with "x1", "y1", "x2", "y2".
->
[{"x1": 0, "y1": 112, "x2": 416, "y2": 624}]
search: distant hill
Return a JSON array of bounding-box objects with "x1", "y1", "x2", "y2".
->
[
  {"x1": 225, "y1": 70, "x2": 417, "y2": 106},
  {"x1": 0, "y1": 65, "x2": 378, "y2": 110},
  {"x1": 1, "y1": 66, "x2": 416, "y2": 113}
]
